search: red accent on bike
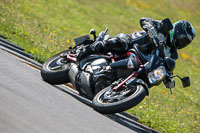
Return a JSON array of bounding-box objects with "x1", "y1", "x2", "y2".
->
[
  {"x1": 111, "y1": 58, "x2": 115, "y2": 62},
  {"x1": 114, "y1": 52, "x2": 132, "y2": 60},
  {"x1": 113, "y1": 72, "x2": 138, "y2": 91},
  {"x1": 67, "y1": 54, "x2": 77, "y2": 62},
  {"x1": 70, "y1": 54, "x2": 76, "y2": 57},
  {"x1": 109, "y1": 54, "x2": 115, "y2": 62},
  {"x1": 135, "y1": 55, "x2": 143, "y2": 65},
  {"x1": 113, "y1": 51, "x2": 143, "y2": 66}
]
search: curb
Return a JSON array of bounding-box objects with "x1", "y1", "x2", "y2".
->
[
  {"x1": 0, "y1": 38, "x2": 33, "y2": 58},
  {"x1": 0, "y1": 37, "x2": 159, "y2": 133},
  {"x1": 0, "y1": 38, "x2": 24, "y2": 51}
]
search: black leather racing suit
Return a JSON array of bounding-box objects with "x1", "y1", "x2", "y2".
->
[{"x1": 77, "y1": 17, "x2": 178, "y2": 65}]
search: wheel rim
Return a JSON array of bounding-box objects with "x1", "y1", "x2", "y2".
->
[
  {"x1": 97, "y1": 85, "x2": 139, "y2": 104},
  {"x1": 46, "y1": 57, "x2": 66, "y2": 71}
]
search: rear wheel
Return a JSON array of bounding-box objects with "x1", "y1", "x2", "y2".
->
[
  {"x1": 41, "y1": 49, "x2": 75, "y2": 84},
  {"x1": 92, "y1": 84, "x2": 147, "y2": 114}
]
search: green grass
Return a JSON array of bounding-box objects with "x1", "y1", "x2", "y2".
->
[{"x1": 0, "y1": 0, "x2": 199, "y2": 132}]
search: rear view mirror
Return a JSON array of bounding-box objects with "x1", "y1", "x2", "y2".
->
[
  {"x1": 90, "y1": 28, "x2": 97, "y2": 41},
  {"x1": 90, "y1": 28, "x2": 96, "y2": 35},
  {"x1": 181, "y1": 77, "x2": 190, "y2": 88}
]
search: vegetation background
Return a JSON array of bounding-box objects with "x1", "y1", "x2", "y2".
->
[{"x1": 0, "y1": 0, "x2": 199, "y2": 132}]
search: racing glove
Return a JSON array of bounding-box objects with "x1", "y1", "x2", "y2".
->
[{"x1": 76, "y1": 41, "x2": 105, "y2": 61}]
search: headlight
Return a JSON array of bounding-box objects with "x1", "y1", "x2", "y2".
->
[{"x1": 148, "y1": 66, "x2": 167, "y2": 84}]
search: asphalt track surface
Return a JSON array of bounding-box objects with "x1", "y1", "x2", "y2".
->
[{"x1": 0, "y1": 48, "x2": 147, "y2": 133}]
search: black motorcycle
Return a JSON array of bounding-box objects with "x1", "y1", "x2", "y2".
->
[{"x1": 41, "y1": 23, "x2": 190, "y2": 114}]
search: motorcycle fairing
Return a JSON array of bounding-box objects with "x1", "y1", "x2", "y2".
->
[{"x1": 74, "y1": 34, "x2": 91, "y2": 46}]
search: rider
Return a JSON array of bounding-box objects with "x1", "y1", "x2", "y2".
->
[{"x1": 76, "y1": 17, "x2": 195, "y2": 69}]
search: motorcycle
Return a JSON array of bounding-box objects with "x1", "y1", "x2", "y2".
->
[{"x1": 41, "y1": 21, "x2": 190, "y2": 114}]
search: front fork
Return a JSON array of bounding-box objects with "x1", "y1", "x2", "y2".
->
[{"x1": 112, "y1": 67, "x2": 144, "y2": 91}]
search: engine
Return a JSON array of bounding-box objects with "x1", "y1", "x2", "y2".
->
[
  {"x1": 89, "y1": 58, "x2": 116, "y2": 94},
  {"x1": 68, "y1": 57, "x2": 116, "y2": 99}
]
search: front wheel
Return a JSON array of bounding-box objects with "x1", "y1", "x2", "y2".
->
[{"x1": 92, "y1": 84, "x2": 147, "y2": 114}]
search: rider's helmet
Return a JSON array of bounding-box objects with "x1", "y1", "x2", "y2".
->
[{"x1": 169, "y1": 20, "x2": 195, "y2": 49}]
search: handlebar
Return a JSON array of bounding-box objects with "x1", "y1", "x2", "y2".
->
[{"x1": 95, "y1": 27, "x2": 109, "y2": 42}]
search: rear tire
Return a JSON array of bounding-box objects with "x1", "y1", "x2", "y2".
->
[
  {"x1": 92, "y1": 84, "x2": 147, "y2": 114},
  {"x1": 41, "y1": 49, "x2": 73, "y2": 84}
]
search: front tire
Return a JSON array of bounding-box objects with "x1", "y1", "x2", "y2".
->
[
  {"x1": 41, "y1": 49, "x2": 73, "y2": 84},
  {"x1": 92, "y1": 84, "x2": 147, "y2": 114}
]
